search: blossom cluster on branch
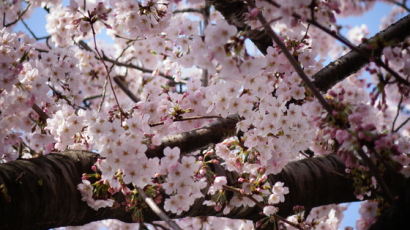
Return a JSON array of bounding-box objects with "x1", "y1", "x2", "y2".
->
[{"x1": 1, "y1": 0, "x2": 410, "y2": 229}]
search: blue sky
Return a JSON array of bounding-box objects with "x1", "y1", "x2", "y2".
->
[{"x1": 13, "y1": 1, "x2": 404, "y2": 229}]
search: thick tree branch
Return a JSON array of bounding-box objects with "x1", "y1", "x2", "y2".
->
[
  {"x1": 209, "y1": 0, "x2": 410, "y2": 92},
  {"x1": 313, "y1": 13, "x2": 410, "y2": 92},
  {"x1": 2, "y1": 2, "x2": 410, "y2": 229},
  {"x1": 1, "y1": 150, "x2": 378, "y2": 229},
  {"x1": 146, "y1": 114, "x2": 241, "y2": 158}
]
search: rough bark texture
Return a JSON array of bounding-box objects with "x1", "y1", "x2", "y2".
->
[
  {"x1": 1, "y1": 2, "x2": 410, "y2": 230},
  {"x1": 0, "y1": 150, "x2": 366, "y2": 229},
  {"x1": 0, "y1": 151, "x2": 133, "y2": 230},
  {"x1": 312, "y1": 14, "x2": 410, "y2": 92},
  {"x1": 146, "y1": 115, "x2": 241, "y2": 158}
]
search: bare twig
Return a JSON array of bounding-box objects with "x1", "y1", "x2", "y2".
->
[
  {"x1": 21, "y1": 19, "x2": 50, "y2": 41},
  {"x1": 83, "y1": 94, "x2": 102, "y2": 103},
  {"x1": 101, "y1": 54, "x2": 177, "y2": 84},
  {"x1": 392, "y1": 95, "x2": 404, "y2": 132},
  {"x1": 98, "y1": 78, "x2": 109, "y2": 112},
  {"x1": 387, "y1": 0, "x2": 410, "y2": 12},
  {"x1": 173, "y1": 8, "x2": 204, "y2": 14},
  {"x1": 31, "y1": 104, "x2": 49, "y2": 121},
  {"x1": 48, "y1": 84, "x2": 86, "y2": 110},
  {"x1": 137, "y1": 188, "x2": 183, "y2": 230},
  {"x1": 113, "y1": 76, "x2": 140, "y2": 103},
  {"x1": 82, "y1": 94, "x2": 102, "y2": 108},
  {"x1": 97, "y1": 45, "x2": 133, "y2": 111},
  {"x1": 200, "y1": 3, "x2": 210, "y2": 87},
  {"x1": 149, "y1": 115, "x2": 222, "y2": 127},
  {"x1": 89, "y1": 21, "x2": 124, "y2": 115},
  {"x1": 394, "y1": 116, "x2": 410, "y2": 132},
  {"x1": 3, "y1": 3, "x2": 31, "y2": 27},
  {"x1": 150, "y1": 222, "x2": 171, "y2": 230}
]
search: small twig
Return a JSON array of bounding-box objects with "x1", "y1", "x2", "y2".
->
[
  {"x1": 394, "y1": 117, "x2": 410, "y2": 132},
  {"x1": 98, "y1": 78, "x2": 109, "y2": 112},
  {"x1": 21, "y1": 19, "x2": 50, "y2": 41},
  {"x1": 387, "y1": 0, "x2": 410, "y2": 12},
  {"x1": 149, "y1": 115, "x2": 222, "y2": 127},
  {"x1": 89, "y1": 21, "x2": 124, "y2": 116},
  {"x1": 3, "y1": 3, "x2": 31, "y2": 27},
  {"x1": 82, "y1": 94, "x2": 102, "y2": 103},
  {"x1": 201, "y1": 69, "x2": 209, "y2": 87},
  {"x1": 101, "y1": 54, "x2": 177, "y2": 85},
  {"x1": 98, "y1": 45, "x2": 134, "y2": 109},
  {"x1": 31, "y1": 104, "x2": 49, "y2": 121},
  {"x1": 299, "y1": 23, "x2": 311, "y2": 43},
  {"x1": 113, "y1": 76, "x2": 140, "y2": 103},
  {"x1": 173, "y1": 8, "x2": 204, "y2": 14},
  {"x1": 137, "y1": 188, "x2": 183, "y2": 230},
  {"x1": 150, "y1": 223, "x2": 170, "y2": 230},
  {"x1": 113, "y1": 33, "x2": 143, "y2": 43},
  {"x1": 21, "y1": 18, "x2": 52, "y2": 49},
  {"x1": 252, "y1": 1, "x2": 333, "y2": 114},
  {"x1": 48, "y1": 84, "x2": 86, "y2": 110},
  {"x1": 77, "y1": 40, "x2": 94, "y2": 52},
  {"x1": 83, "y1": 94, "x2": 102, "y2": 108},
  {"x1": 200, "y1": 3, "x2": 210, "y2": 87},
  {"x1": 299, "y1": 150, "x2": 310, "y2": 158},
  {"x1": 392, "y1": 95, "x2": 403, "y2": 132}
]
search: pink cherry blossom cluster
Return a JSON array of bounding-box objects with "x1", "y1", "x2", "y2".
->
[
  {"x1": 0, "y1": 29, "x2": 38, "y2": 161},
  {"x1": 109, "y1": 0, "x2": 170, "y2": 38},
  {"x1": 285, "y1": 204, "x2": 347, "y2": 230},
  {"x1": 46, "y1": 1, "x2": 111, "y2": 47},
  {"x1": 77, "y1": 179, "x2": 115, "y2": 210},
  {"x1": 356, "y1": 201, "x2": 378, "y2": 230},
  {"x1": 304, "y1": 78, "x2": 410, "y2": 204},
  {"x1": 0, "y1": 28, "x2": 30, "y2": 91},
  {"x1": 1, "y1": 0, "x2": 410, "y2": 229}
]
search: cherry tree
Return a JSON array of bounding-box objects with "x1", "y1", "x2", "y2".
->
[{"x1": 0, "y1": 0, "x2": 410, "y2": 229}]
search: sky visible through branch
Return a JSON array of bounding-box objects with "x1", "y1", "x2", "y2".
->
[{"x1": 11, "y1": 1, "x2": 399, "y2": 229}]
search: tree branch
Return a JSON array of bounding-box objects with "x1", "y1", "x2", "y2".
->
[
  {"x1": 2, "y1": 2, "x2": 410, "y2": 229},
  {"x1": 208, "y1": 0, "x2": 410, "y2": 92},
  {"x1": 312, "y1": 13, "x2": 410, "y2": 92},
  {"x1": 146, "y1": 114, "x2": 241, "y2": 158},
  {"x1": 1, "y1": 150, "x2": 380, "y2": 229}
]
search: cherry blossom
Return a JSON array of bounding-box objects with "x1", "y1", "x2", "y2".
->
[{"x1": 1, "y1": 0, "x2": 410, "y2": 229}]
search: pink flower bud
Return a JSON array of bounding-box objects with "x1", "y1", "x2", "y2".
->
[
  {"x1": 248, "y1": 8, "x2": 260, "y2": 18},
  {"x1": 199, "y1": 168, "x2": 207, "y2": 176},
  {"x1": 335, "y1": 129, "x2": 350, "y2": 143}
]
